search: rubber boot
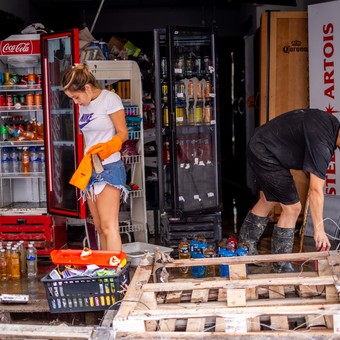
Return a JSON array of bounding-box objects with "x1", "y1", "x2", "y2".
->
[
  {"x1": 271, "y1": 225, "x2": 296, "y2": 273},
  {"x1": 238, "y1": 211, "x2": 268, "y2": 256}
]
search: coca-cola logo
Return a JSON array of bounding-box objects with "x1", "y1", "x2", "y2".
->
[{"x1": 0, "y1": 40, "x2": 40, "y2": 56}]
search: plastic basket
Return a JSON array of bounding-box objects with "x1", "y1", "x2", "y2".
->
[{"x1": 41, "y1": 263, "x2": 130, "y2": 313}]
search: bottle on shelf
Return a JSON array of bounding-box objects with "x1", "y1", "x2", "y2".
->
[
  {"x1": 0, "y1": 248, "x2": 7, "y2": 281},
  {"x1": 5, "y1": 245, "x2": 12, "y2": 280},
  {"x1": 11, "y1": 246, "x2": 21, "y2": 280},
  {"x1": 18, "y1": 240, "x2": 27, "y2": 276},
  {"x1": 29, "y1": 146, "x2": 39, "y2": 173},
  {"x1": 1, "y1": 147, "x2": 10, "y2": 173},
  {"x1": 38, "y1": 146, "x2": 45, "y2": 173},
  {"x1": 178, "y1": 237, "x2": 191, "y2": 277},
  {"x1": 22, "y1": 147, "x2": 30, "y2": 173},
  {"x1": 26, "y1": 243, "x2": 38, "y2": 278}
]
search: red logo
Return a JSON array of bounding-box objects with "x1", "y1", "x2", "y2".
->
[{"x1": 0, "y1": 40, "x2": 40, "y2": 56}]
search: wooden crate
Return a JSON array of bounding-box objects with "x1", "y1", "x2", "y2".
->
[{"x1": 114, "y1": 251, "x2": 340, "y2": 338}]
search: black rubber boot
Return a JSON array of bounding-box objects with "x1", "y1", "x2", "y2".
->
[
  {"x1": 238, "y1": 211, "x2": 268, "y2": 256},
  {"x1": 271, "y1": 225, "x2": 296, "y2": 273}
]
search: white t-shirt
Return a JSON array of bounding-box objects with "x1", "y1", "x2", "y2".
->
[{"x1": 79, "y1": 89, "x2": 124, "y2": 164}]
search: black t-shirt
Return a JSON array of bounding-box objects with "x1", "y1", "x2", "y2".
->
[{"x1": 249, "y1": 108, "x2": 340, "y2": 180}]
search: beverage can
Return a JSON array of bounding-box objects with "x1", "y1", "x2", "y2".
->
[
  {"x1": 99, "y1": 42, "x2": 109, "y2": 59},
  {"x1": 34, "y1": 93, "x2": 42, "y2": 106},
  {"x1": 204, "y1": 104, "x2": 213, "y2": 123},
  {"x1": 5, "y1": 94, "x2": 13, "y2": 106},
  {"x1": 194, "y1": 104, "x2": 203, "y2": 124},
  {"x1": 26, "y1": 94, "x2": 34, "y2": 106},
  {"x1": 161, "y1": 82, "x2": 168, "y2": 102},
  {"x1": 197, "y1": 81, "x2": 203, "y2": 99},
  {"x1": 0, "y1": 95, "x2": 4, "y2": 106},
  {"x1": 163, "y1": 105, "x2": 169, "y2": 126},
  {"x1": 188, "y1": 80, "x2": 194, "y2": 99},
  {"x1": 27, "y1": 73, "x2": 36, "y2": 86},
  {"x1": 161, "y1": 57, "x2": 167, "y2": 77},
  {"x1": 205, "y1": 80, "x2": 212, "y2": 99}
]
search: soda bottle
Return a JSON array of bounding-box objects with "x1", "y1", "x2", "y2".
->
[
  {"x1": 27, "y1": 243, "x2": 37, "y2": 278},
  {"x1": 22, "y1": 147, "x2": 30, "y2": 173},
  {"x1": 0, "y1": 248, "x2": 7, "y2": 281},
  {"x1": 178, "y1": 237, "x2": 191, "y2": 277},
  {"x1": 11, "y1": 246, "x2": 20, "y2": 280},
  {"x1": 204, "y1": 244, "x2": 216, "y2": 277}
]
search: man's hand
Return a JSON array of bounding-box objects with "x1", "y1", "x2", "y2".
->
[{"x1": 314, "y1": 229, "x2": 331, "y2": 251}]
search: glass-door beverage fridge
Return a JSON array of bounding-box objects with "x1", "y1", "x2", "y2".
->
[{"x1": 153, "y1": 26, "x2": 222, "y2": 249}]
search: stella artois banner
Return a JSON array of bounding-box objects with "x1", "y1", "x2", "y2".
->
[
  {"x1": 309, "y1": 1, "x2": 340, "y2": 196},
  {"x1": 0, "y1": 34, "x2": 40, "y2": 56}
]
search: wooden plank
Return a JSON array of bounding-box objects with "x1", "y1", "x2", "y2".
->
[
  {"x1": 140, "y1": 291, "x2": 158, "y2": 331},
  {"x1": 229, "y1": 264, "x2": 247, "y2": 280},
  {"x1": 186, "y1": 289, "x2": 209, "y2": 332},
  {"x1": 305, "y1": 314, "x2": 327, "y2": 329},
  {"x1": 246, "y1": 288, "x2": 261, "y2": 332},
  {"x1": 215, "y1": 288, "x2": 227, "y2": 332},
  {"x1": 159, "y1": 290, "x2": 182, "y2": 332},
  {"x1": 0, "y1": 324, "x2": 94, "y2": 339},
  {"x1": 226, "y1": 288, "x2": 246, "y2": 307},
  {"x1": 269, "y1": 286, "x2": 289, "y2": 330}
]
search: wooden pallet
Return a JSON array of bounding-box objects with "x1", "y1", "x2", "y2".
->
[{"x1": 113, "y1": 251, "x2": 340, "y2": 339}]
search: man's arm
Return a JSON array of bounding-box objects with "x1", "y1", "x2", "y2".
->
[{"x1": 308, "y1": 173, "x2": 331, "y2": 250}]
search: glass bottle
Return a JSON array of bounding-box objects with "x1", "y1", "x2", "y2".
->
[{"x1": 5, "y1": 245, "x2": 12, "y2": 280}]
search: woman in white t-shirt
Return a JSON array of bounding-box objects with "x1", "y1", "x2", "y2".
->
[{"x1": 62, "y1": 63, "x2": 128, "y2": 252}]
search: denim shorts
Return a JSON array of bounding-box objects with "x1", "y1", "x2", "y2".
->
[{"x1": 81, "y1": 159, "x2": 129, "y2": 202}]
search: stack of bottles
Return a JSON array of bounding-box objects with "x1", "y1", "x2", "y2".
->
[
  {"x1": 218, "y1": 237, "x2": 249, "y2": 278},
  {"x1": 177, "y1": 236, "x2": 248, "y2": 279},
  {"x1": 0, "y1": 241, "x2": 38, "y2": 281}
]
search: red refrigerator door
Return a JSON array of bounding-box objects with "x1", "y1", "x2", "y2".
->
[{"x1": 41, "y1": 29, "x2": 85, "y2": 218}]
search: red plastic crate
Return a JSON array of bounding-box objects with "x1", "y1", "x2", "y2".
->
[{"x1": 0, "y1": 215, "x2": 67, "y2": 256}]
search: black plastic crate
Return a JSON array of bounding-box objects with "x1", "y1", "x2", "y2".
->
[{"x1": 41, "y1": 263, "x2": 130, "y2": 313}]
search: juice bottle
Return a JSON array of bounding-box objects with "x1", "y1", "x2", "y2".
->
[
  {"x1": 11, "y1": 247, "x2": 21, "y2": 280},
  {"x1": 22, "y1": 147, "x2": 30, "y2": 173},
  {"x1": 178, "y1": 238, "x2": 190, "y2": 277}
]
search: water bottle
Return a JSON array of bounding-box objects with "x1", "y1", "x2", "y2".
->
[
  {"x1": 27, "y1": 243, "x2": 37, "y2": 278},
  {"x1": 38, "y1": 146, "x2": 45, "y2": 173},
  {"x1": 29, "y1": 146, "x2": 39, "y2": 173},
  {"x1": 1, "y1": 147, "x2": 10, "y2": 173}
]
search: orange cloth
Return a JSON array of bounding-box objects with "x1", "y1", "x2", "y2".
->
[
  {"x1": 89, "y1": 135, "x2": 123, "y2": 160},
  {"x1": 69, "y1": 144, "x2": 103, "y2": 190}
]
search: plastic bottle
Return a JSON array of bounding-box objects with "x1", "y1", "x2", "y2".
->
[
  {"x1": 38, "y1": 146, "x2": 45, "y2": 173},
  {"x1": 0, "y1": 248, "x2": 7, "y2": 281},
  {"x1": 204, "y1": 244, "x2": 216, "y2": 277},
  {"x1": 1, "y1": 147, "x2": 10, "y2": 173},
  {"x1": 29, "y1": 146, "x2": 39, "y2": 173},
  {"x1": 190, "y1": 236, "x2": 206, "y2": 278},
  {"x1": 11, "y1": 246, "x2": 21, "y2": 280},
  {"x1": 22, "y1": 147, "x2": 30, "y2": 173},
  {"x1": 5, "y1": 245, "x2": 12, "y2": 280},
  {"x1": 218, "y1": 247, "x2": 236, "y2": 278},
  {"x1": 178, "y1": 237, "x2": 191, "y2": 277},
  {"x1": 26, "y1": 243, "x2": 37, "y2": 278}
]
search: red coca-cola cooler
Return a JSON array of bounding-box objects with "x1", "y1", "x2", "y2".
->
[{"x1": 0, "y1": 30, "x2": 85, "y2": 255}]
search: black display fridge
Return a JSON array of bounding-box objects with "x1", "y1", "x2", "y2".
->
[{"x1": 153, "y1": 26, "x2": 222, "y2": 250}]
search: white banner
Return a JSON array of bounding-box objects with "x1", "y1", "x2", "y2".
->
[{"x1": 309, "y1": 1, "x2": 340, "y2": 195}]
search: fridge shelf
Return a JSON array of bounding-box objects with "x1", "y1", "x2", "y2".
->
[
  {"x1": 0, "y1": 172, "x2": 45, "y2": 178},
  {"x1": 128, "y1": 189, "x2": 143, "y2": 199},
  {"x1": 0, "y1": 201, "x2": 47, "y2": 215},
  {"x1": 0, "y1": 105, "x2": 42, "y2": 112},
  {"x1": 0, "y1": 140, "x2": 44, "y2": 147},
  {"x1": 0, "y1": 85, "x2": 41, "y2": 92}
]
